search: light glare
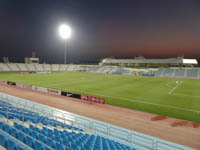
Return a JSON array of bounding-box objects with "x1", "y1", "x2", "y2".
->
[{"x1": 59, "y1": 24, "x2": 71, "y2": 39}]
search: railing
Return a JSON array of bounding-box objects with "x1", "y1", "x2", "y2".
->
[
  {"x1": 0, "y1": 101, "x2": 87, "y2": 134},
  {"x1": 0, "y1": 93, "x2": 194, "y2": 150}
]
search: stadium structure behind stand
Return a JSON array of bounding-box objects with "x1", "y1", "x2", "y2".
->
[{"x1": 0, "y1": 57, "x2": 199, "y2": 79}]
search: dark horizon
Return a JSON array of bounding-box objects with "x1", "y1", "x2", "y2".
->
[{"x1": 1, "y1": 0, "x2": 200, "y2": 64}]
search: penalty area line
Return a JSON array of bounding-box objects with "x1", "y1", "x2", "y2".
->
[{"x1": 168, "y1": 81, "x2": 183, "y2": 95}]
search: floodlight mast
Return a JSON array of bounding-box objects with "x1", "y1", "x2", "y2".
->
[
  {"x1": 58, "y1": 24, "x2": 71, "y2": 64},
  {"x1": 64, "y1": 39, "x2": 67, "y2": 64}
]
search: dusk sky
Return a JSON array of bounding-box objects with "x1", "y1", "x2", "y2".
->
[{"x1": 1, "y1": 0, "x2": 200, "y2": 63}]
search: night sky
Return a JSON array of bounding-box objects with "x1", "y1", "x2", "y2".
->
[{"x1": 1, "y1": 0, "x2": 200, "y2": 64}]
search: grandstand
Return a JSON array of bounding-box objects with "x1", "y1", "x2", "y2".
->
[
  {"x1": 7, "y1": 64, "x2": 19, "y2": 72},
  {"x1": 0, "y1": 93, "x2": 194, "y2": 150},
  {"x1": 0, "y1": 63, "x2": 11, "y2": 72},
  {"x1": 17, "y1": 64, "x2": 28, "y2": 72},
  {"x1": 26, "y1": 64, "x2": 36, "y2": 72},
  {"x1": 101, "y1": 57, "x2": 198, "y2": 67},
  {"x1": 52, "y1": 64, "x2": 60, "y2": 72},
  {"x1": 59, "y1": 64, "x2": 68, "y2": 72},
  {"x1": 43, "y1": 64, "x2": 51, "y2": 72},
  {"x1": 0, "y1": 62, "x2": 199, "y2": 79},
  {"x1": 34, "y1": 64, "x2": 44, "y2": 72}
]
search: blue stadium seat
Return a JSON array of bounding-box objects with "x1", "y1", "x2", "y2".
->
[
  {"x1": 31, "y1": 130, "x2": 39, "y2": 139},
  {"x1": 24, "y1": 127, "x2": 31, "y2": 136},
  {"x1": 18, "y1": 132, "x2": 26, "y2": 143},
  {"x1": 55, "y1": 143, "x2": 65, "y2": 150},
  {"x1": 45, "y1": 138, "x2": 55, "y2": 148},
  {"x1": 5, "y1": 124, "x2": 11, "y2": 134},
  {"x1": 10, "y1": 128, "x2": 18, "y2": 138},
  {"x1": 38, "y1": 134, "x2": 47, "y2": 143},
  {"x1": 7, "y1": 138, "x2": 18, "y2": 150},
  {"x1": 18, "y1": 145, "x2": 29, "y2": 150},
  {"x1": 35, "y1": 140, "x2": 45, "y2": 150},
  {"x1": 26, "y1": 136, "x2": 35, "y2": 149},
  {"x1": 0, "y1": 133, "x2": 8, "y2": 148},
  {"x1": 0, "y1": 122, "x2": 5, "y2": 130},
  {"x1": 44, "y1": 146, "x2": 52, "y2": 150}
]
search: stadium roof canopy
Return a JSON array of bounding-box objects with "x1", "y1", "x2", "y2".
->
[{"x1": 102, "y1": 58, "x2": 198, "y2": 65}]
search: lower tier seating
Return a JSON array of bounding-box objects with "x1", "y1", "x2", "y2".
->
[{"x1": 0, "y1": 99, "x2": 137, "y2": 150}]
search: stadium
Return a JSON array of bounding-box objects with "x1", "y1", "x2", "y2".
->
[
  {"x1": 0, "y1": 55, "x2": 199, "y2": 150},
  {"x1": 1, "y1": 1, "x2": 200, "y2": 150}
]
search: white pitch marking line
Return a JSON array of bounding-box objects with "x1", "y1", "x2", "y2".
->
[
  {"x1": 172, "y1": 93, "x2": 200, "y2": 98},
  {"x1": 166, "y1": 83, "x2": 173, "y2": 88},
  {"x1": 168, "y1": 81, "x2": 183, "y2": 95},
  {"x1": 62, "y1": 88, "x2": 200, "y2": 113}
]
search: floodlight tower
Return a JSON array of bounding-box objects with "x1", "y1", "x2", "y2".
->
[{"x1": 58, "y1": 24, "x2": 72, "y2": 64}]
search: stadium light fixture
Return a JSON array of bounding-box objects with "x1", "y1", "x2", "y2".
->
[
  {"x1": 58, "y1": 24, "x2": 72, "y2": 64},
  {"x1": 59, "y1": 24, "x2": 71, "y2": 39}
]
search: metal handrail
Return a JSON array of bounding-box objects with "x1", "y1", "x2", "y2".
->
[
  {"x1": 0, "y1": 101, "x2": 76, "y2": 130},
  {"x1": 155, "y1": 141, "x2": 184, "y2": 150}
]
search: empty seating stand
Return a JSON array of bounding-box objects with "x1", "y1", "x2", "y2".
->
[
  {"x1": 174, "y1": 69, "x2": 185, "y2": 78},
  {"x1": 187, "y1": 69, "x2": 198, "y2": 78},
  {"x1": 0, "y1": 99, "x2": 137, "y2": 150},
  {"x1": 113, "y1": 68, "x2": 127, "y2": 75},
  {"x1": 0, "y1": 63, "x2": 11, "y2": 72},
  {"x1": 0, "y1": 63, "x2": 199, "y2": 80},
  {"x1": 153, "y1": 68, "x2": 163, "y2": 76},
  {"x1": 162, "y1": 68, "x2": 174, "y2": 77},
  {"x1": 52, "y1": 65, "x2": 60, "y2": 72}
]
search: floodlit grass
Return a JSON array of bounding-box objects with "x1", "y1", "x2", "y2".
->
[{"x1": 0, "y1": 72, "x2": 200, "y2": 122}]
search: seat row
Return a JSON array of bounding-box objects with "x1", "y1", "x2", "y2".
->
[
  {"x1": 0, "y1": 102, "x2": 82, "y2": 132},
  {"x1": 0, "y1": 121, "x2": 136, "y2": 150},
  {"x1": 0, "y1": 99, "x2": 137, "y2": 150}
]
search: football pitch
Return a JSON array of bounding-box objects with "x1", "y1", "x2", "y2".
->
[{"x1": 0, "y1": 72, "x2": 200, "y2": 122}]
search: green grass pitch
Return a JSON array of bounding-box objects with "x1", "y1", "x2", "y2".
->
[{"x1": 0, "y1": 72, "x2": 200, "y2": 122}]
